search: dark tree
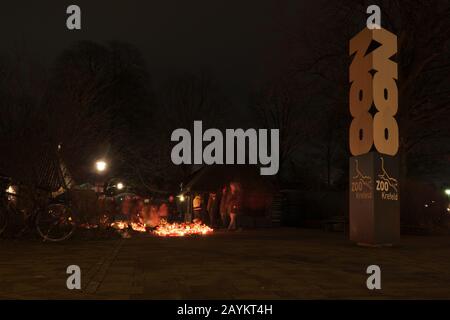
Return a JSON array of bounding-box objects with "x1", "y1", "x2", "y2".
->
[
  {"x1": 275, "y1": 0, "x2": 450, "y2": 180},
  {"x1": 51, "y1": 41, "x2": 154, "y2": 186}
]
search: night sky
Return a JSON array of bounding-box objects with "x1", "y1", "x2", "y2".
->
[{"x1": 0, "y1": 0, "x2": 321, "y2": 104}]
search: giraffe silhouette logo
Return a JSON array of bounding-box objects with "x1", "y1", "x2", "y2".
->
[
  {"x1": 352, "y1": 159, "x2": 373, "y2": 191},
  {"x1": 377, "y1": 157, "x2": 398, "y2": 193}
]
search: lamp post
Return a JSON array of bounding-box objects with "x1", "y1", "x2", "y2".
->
[
  {"x1": 95, "y1": 160, "x2": 108, "y2": 194},
  {"x1": 445, "y1": 189, "x2": 450, "y2": 212},
  {"x1": 95, "y1": 160, "x2": 107, "y2": 173}
]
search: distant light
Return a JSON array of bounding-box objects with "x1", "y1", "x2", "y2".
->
[
  {"x1": 424, "y1": 204, "x2": 429, "y2": 208},
  {"x1": 178, "y1": 194, "x2": 185, "y2": 202},
  {"x1": 6, "y1": 185, "x2": 16, "y2": 201},
  {"x1": 96, "y1": 160, "x2": 107, "y2": 172},
  {"x1": 117, "y1": 182, "x2": 124, "y2": 190},
  {"x1": 445, "y1": 189, "x2": 450, "y2": 196}
]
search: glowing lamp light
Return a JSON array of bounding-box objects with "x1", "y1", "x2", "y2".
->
[
  {"x1": 96, "y1": 160, "x2": 107, "y2": 173},
  {"x1": 6, "y1": 185, "x2": 16, "y2": 202},
  {"x1": 117, "y1": 182, "x2": 124, "y2": 190},
  {"x1": 178, "y1": 194, "x2": 185, "y2": 202},
  {"x1": 445, "y1": 189, "x2": 450, "y2": 196}
]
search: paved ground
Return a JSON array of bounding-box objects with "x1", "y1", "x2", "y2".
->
[{"x1": 0, "y1": 228, "x2": 449, "y2": 299}]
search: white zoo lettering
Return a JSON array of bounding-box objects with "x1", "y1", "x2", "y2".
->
[
  {"x1": 376, "y1": 180, "x2": 389, "y2": 192},
  {"x1": 352, "y1": 181, "x2": 363, "y2": 192}
]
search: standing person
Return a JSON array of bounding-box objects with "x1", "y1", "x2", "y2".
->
[
  {"x1": 158, "y1": 202, "x2": 169, "y2": 221},
  {"x1": 219, "y1": 185, "x2": 229, "y2": 228},
  {"x1": 201, "y1": 192, "x2": 210, "y2": 224},
  {"x1": 167, "y1": 195, "x2": 177, "y2": 222},
  {"x1": 104, "y1": 195, "x2": 116, "y2": 225},
  {"x1": 148, "y1": 204, "x2": 160, "y2": 228},
  {"x1": 214, "y1": 188, "x2": 223, "y2": 227},
  {"x1": 206, "y1": 192, "x2": 218, "y2": 227},
  {"x1": 111, "y1": 195, "x2": 132, "y2": 238},
  {"x1": 192, "y1": 194, "x2": 202, "y2": 221},
  {"x1": 227, "y1": 182, "x2": 242, "y2": 231},
  {"x1": 130, "y1": 196, "x2": 142, "y2": 224}
]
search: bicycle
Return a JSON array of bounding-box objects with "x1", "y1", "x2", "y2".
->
[{"x1": 0, "y1": 176, "x2": 76, "y2": 242}]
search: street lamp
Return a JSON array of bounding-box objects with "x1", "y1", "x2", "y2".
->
[
  {"x1": 445, "y1": 189, "x2": 450, "y2": 196},
  {"x1": 117, "y1": 182, "x2": 124, "y2": 190},
  {"x1": 95, "y1": 160, "x2": 107, "y2": 173}
]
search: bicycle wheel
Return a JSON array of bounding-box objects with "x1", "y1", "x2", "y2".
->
[
  {"x1": 35, "y1": 204, "x2": 76, "y2": 242},
  {"x1": 0, "y1": 201, "x2": 8, "y2": 237}
]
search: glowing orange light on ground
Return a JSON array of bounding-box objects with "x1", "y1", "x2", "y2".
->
[{"x1": 108, "y1": 219, "x2": 213, "y2": 237}]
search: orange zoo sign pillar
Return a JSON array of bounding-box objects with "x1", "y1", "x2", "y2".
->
[{"x1": 349, "y1": 26, "x2": 400, "y2": 246}]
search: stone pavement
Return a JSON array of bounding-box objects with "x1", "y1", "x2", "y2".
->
[{"x1": 0, "y1": 228, "x2": 449, "y2": 299}]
